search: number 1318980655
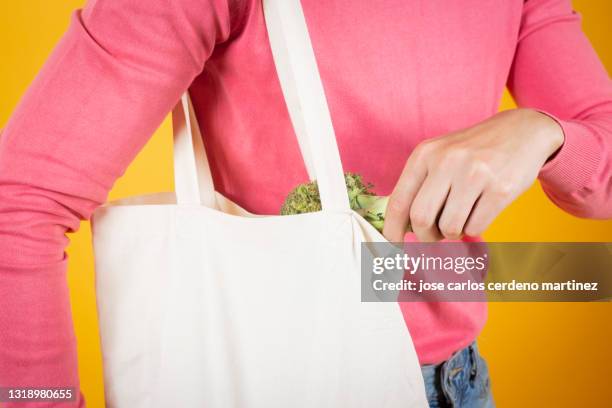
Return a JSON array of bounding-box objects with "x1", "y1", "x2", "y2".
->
[{"x1": 0, "y1": 387, "x2": 76, "y2": 402}]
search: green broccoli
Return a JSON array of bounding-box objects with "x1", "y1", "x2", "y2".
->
[{"x1": 280, "y1": 172, "x2": 409, "y2": 233}]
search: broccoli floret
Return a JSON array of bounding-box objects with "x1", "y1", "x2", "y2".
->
[{"x1": 281, "y1": 172, "x2": 400, "y2": 233}]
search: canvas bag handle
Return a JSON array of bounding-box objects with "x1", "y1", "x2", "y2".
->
[
  {"x1": 172, "y1": 0, "x2": 350, "y2": 212},
  {"x1": 172, "y1": 94, "x2": 217, "y2": 207}
]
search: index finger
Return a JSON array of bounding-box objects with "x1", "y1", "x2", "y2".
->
[{"x1": 383, "y1": 152, "x2": 427, "y2": 242}]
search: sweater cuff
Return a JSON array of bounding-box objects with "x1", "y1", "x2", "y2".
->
[{"x1": 536, "y1": 111, "x2": 602, "y2": 195}]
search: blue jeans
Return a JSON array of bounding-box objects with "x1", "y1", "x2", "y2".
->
[{"x1": 421, "y1": 342, "x2": 495, "y2": 408}]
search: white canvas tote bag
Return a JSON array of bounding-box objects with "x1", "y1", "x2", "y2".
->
[{"x1": 91, "y1": 0, "x2": 427, "y2": 406}]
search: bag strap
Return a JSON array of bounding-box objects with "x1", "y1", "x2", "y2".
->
[
  {"x1": 172, "y1": 0, "x2": 350, "y2": 211},
  {"x1": 263, "y1": 0, "x2": 350, "y2": 211},
  {"x1": 171, "y1": 94, "x2": 216, "y2": 206}
]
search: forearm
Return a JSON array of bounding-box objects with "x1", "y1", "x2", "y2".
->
[{"x1": 0, "y1": 261, "x2": 84, "y2": 407}]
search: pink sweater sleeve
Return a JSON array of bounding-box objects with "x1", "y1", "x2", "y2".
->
[
  {"x1": 0, "y1": 0, "x2": 236, "y2": 405},
  {"x1": 508, "y1": 0, "x2": 612, "y2": 218}
]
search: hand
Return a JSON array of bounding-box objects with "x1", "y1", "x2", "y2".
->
[{"x1": 383, "y1": 109, "x2": 565, "y2": 242}]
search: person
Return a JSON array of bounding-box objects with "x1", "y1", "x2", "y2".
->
[{"x1": 0, "y1": 0, "x2": 610, "y2": 407}]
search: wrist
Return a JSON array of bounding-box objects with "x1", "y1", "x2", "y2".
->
[{"x1": 522, "y1": 109, "x2": 565, "y2": 162}]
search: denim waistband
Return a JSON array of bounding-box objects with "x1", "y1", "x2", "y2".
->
[
  {"x1": 420, "y1": 341, "x2": 494, "y2": 408},
  {"x1": 421, "y1": 341, "x2": 480, "y2": 377}
]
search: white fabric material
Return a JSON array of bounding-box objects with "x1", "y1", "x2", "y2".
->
[
  {"x1": 263, "y1": 0, "x2": 349, "y2": 211},
  {"x1": 91, "y1": 0, "x2": 427, "y2": 406},
  {"x1": 172, "y1": 95, "x2": 216, "y2": 207}
]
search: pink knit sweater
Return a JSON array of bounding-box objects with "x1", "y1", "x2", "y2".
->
[{"x1": 1, "y1": 0, "x2": 611, "y2": 405}]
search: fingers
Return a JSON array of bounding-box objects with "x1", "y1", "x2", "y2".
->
[
  {"x1": 383, "y1": 151, "x2": 426, "y2": 242},
  {"x1": 385, "y1": 129, "x2": 523, "y2": 242},
  {"x1": 437, "y1": 174, "x2": 487, "y2": 240},
  {"x1": 409, "y1": 170, "x2": 451, "y2": 242},
  {"x1": 463, "y1": 183, "x2": 515, "y2": 237}
]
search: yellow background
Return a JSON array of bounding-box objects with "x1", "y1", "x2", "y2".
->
[{"x1": 1, "y1": 1, "x2": 611, "y2": 406}]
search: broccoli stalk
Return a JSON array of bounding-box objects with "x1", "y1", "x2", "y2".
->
[
  {"x1": 280, "y1": 172, "x2": 410, "y2": 233},
  {"x1": 352, "y1": 194, "x2": 389, "y2": 232}
]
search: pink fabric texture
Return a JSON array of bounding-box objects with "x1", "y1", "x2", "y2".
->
[{"x1": 1, "y1": 0, "x2": 611, "y2": 405}]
